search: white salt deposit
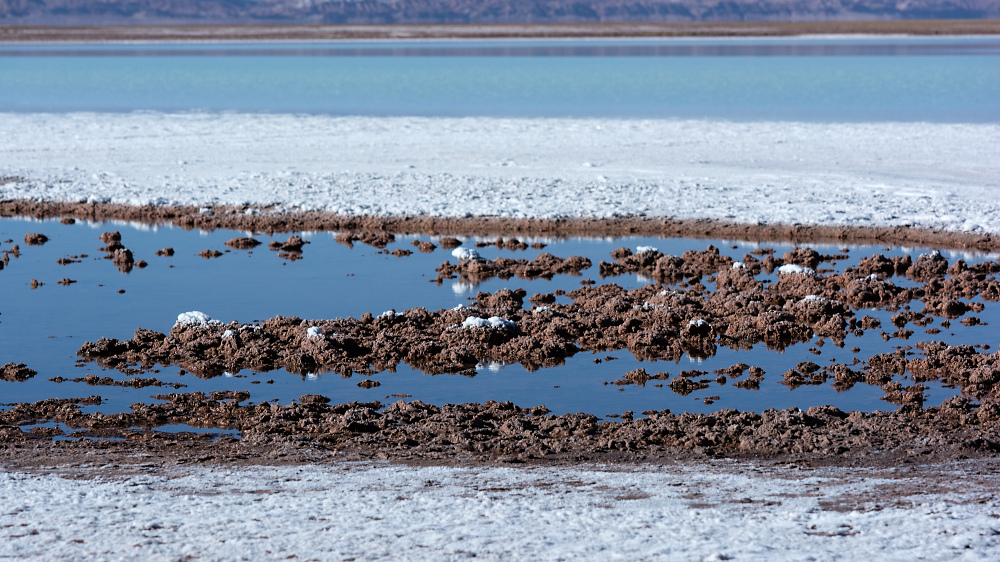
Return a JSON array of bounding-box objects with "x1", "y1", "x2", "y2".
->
[
  {"x1": 532, "y1": 306, "x2": 554, "y2": 313},
  {"x1": 802, "y1": 295, "x2": 826, "y2": 301},
  {"x1": 687, "y1": 319, "x2": 710, "y2": 328},
  {"x1": 777, "y1": 264, "x2": 816, "y2": 275},
  {"x1": 732, "y1": 261, "x2": 746, "y2": 269},
  {"x1": 451, "y1": 247, "x2": 481, "y2": 261},
  {"x1": 306, "y1": 326, "x2": 324, "y2": 339},
  {"x1": 221, "y1": 329, "x2": 234, "y2": 339},
  {"x1": 174, "y1": 311, "x2": 220, "y2": 327},
  {"x1": 3, "y1": 460, "x2": 999, "y2": 561},
  {"x1": 636, "y1": 245, "x2": 658, "y2": 254},
  {"x1": 2, "y1": 114, "x2": 998, "y2": 232},
  {"x1": 461, "y1": 316, "x2": 517, "y2": 330}
]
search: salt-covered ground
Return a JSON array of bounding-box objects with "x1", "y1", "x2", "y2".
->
[
  {"x1": 3, "y1": 111, "x2": 1000, "y2": 557},
  {"x1": 2, "y1": 113, "x2": 999, "y2": 232},
  {"x1": 3, "y1": 459, "x2": 999, "y2": 561}
]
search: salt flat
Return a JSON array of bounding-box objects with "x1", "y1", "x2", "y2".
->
[
  {"x1": 2, "y1": 113, "x2": 998, "y2": 232},
  {"x1": 3, "y1": 460, "x2": 999, "y2": 561},
  {"x1": 3, "y1": 111, "x2": 1000, "y2": 559}
]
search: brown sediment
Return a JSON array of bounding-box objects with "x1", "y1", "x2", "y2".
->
[
  {"x1": 75, "y1": 243, "x2": 998, "y2": 380},
  {"x1": 2, "y1": 200, "x2": 999, "y2": 253},
  {"x1": 23, "y1": 233, "x2": 47, "y2": 246},
  {"x1": 155, "y1": 247, "x2": 174, "y2": 257},
  {"x1": 3, "y1": 390, "x2": 1000, "y2": 467},
  {"x1": 224, "y1": 237, "x2": 261, "y2": 249},
  {"x1": 434, "y1": 252, "x2": 592, "y2": 284},
  {"x1": 3, "y1": 20, "x2": 1000, "y2": 43},
  {"x1": 334, "y1": 231, "x2": 394, "y2": 249},
  {"x1": 1, "y1": 363, "x2": 36, "y2": 382},
  {"x1": 48, "y1": 374, "x2": 186, "y2": 389},
  {"x1": 198, "y1": 249, "x2": 223, "y2": 259},
  {"x1": 475, "y1": 237, "x2": 530, "y2": 251},
  {"x1": 412, "y1": 240, "x2": 437, "y2": 253}
]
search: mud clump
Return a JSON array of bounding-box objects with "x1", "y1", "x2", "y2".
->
[
  {"x1": 908, "y1": 250, "x2": 949, "y2": 281},
  {"x1": 49, "y1": 374, "x2": 186, "y2": 390},
  {"x1": 225, "y1": 237, "x2": 261, "y2": 250},
  {"x1": 610, "y1": 368, "x2": 670, "y2": 387},
  {"x1": 334, "y1": 232, "x2": 394, "y2": 249},
  {"x1": 439, "y1": 237, "x2": 462, "y2": 249},
  {"x1": 113, "y1": 248, "x2": 135, "y2": 272},
  {"x1": 269, "y1": 235, "x2": 309, "y2": 252},
  {"x1": 23, "y1": 233, "x2": 48, "y2": 246},
  {"x1": 155, "y1": 247, "x2": 174, "y2": 257},
  {"x1": 98, "y1": 231, "x2": 121, "y2": 245},
  {"x1": 475, "y1": 237, "x2": 530, "y2": 251},
  {"x1": 412, "y1": 240, "x2": 437, "y2": 253},
  {"x1": 1, "y1": 363, "x2": 37, "y2": 382},
  {"x1": 435, "y1": 252, "x2": 592, "y2": 285}
]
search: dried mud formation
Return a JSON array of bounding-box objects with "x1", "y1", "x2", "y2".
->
[
  {"x1": 5, "y1": 229, "x2": 1000, "y2": 463},
  {"x1": 3, "y1": 199, "x2": 999, "y2": 253},
  {"x1": 15, "y1": 244, "x2": 991, "y2": 463},
  {"x1": 3, "y1": 389, "x2": 1000, "y2": 466}
]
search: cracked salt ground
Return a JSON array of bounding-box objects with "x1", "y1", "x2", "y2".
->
[
  {"x1": 2, "y1": 460, "x2": 1000, "y2": 561},
  {"x1": 1, "y1": 217, "x2": 998, "y2": 427}
]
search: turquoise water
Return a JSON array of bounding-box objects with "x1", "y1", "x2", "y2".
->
[{"x1": 1, "y1": 37, "x2": 998, "y2": 121}]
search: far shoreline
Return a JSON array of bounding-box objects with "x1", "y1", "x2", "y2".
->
[
  {"x1": 2, "y1": 19, "x2": 1000, "y2": 43},
  {"x1": 2, "y1": 199, "x2": 999, "y2": 253}
]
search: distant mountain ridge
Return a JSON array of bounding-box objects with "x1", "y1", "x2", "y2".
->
[{"x1": 2, "y1": 0, "x2": 998, "y2": 25}]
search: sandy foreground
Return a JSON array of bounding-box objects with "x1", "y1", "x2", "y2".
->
[{"x1": 3, "y1": 112, "x2": 1000, "y2": 558}]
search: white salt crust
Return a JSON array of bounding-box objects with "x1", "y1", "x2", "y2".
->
[
  {"x1": 1, "y1": 113, "x2": 998, "y2": 232},
  {"x1": 2, "y1": 461, "x2": 999, "y2": 561}
]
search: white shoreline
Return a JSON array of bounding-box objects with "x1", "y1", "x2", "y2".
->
[
  {"x1": 3, "y1": 460, "x2": 999, "y2": 561},
  {"x1": 2, "y1": 112, "x2": 998, "y2": 232}
]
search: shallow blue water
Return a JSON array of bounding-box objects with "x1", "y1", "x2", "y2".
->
[
  {"x1": 0, "y1": 217, "x2": 995, "y2": 421},
  {"x1": 1, "y1": 37, "x2": 998, "y2": 121}
]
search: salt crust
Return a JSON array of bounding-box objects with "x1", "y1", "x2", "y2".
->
[
  {"x1": 461, "y1": 316, "x2": 518, "y2": 330},
  {"x1": 2, "y1": 461, "x2": 998, "y2": 560},
  {"x1": 174, "y1": 311, "x2": 219, "y2": 327},
  {"x1": 451, "y1": 247, "x2": 481, "y2": 261},
  {"x1": 2, "y1": 113, "x2": 998, "y2": 232},
  {"x1": 777, "y1": 264, "x2": 816, "y2": 275}
]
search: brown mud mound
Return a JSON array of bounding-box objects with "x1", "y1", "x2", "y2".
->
[
  {"x1": 3, "y1": 200, "x2": 999, "y2": 253},
  {"x1": 23, "y1": 233, "x2": 48, "y2": 246},
  {"x1": 334, "y1": 231, "x2": 395, "y2": 249},
  {"x1": 74, "y1": 241, "x2": 999, "y2": 383},
  {"x1": 1, "y1": 363, "x2": 37, "y2": 382},
  {"x1": 225, "y1": 237, "x2": 261, "y2": 249},
  {"x1": 3, "y1": 393, "x2": 1000, "y2": 466},
  {"x1": 435, "y1": 252, "x2": 592, "y2": 284},
  {"x1": 49, "y1": 374, "x2": 186, "y2": 390}
]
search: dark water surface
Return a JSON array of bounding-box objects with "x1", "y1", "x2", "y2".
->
[{"x1": 1, "y1": 217, "x2": 997, "y2": 427}]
